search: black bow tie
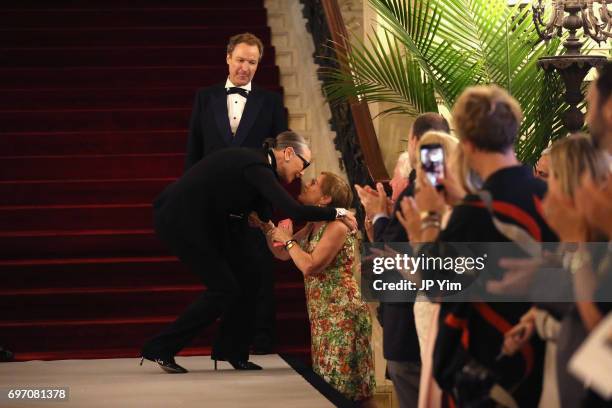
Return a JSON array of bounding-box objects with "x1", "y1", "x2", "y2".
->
[{"x1": 226, "y1": 87, "x2": 249, "y2": 98}]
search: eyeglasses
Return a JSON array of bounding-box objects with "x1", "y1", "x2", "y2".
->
[{"x1": 295, "y1": 152, "x2": 311, "y2": 171}]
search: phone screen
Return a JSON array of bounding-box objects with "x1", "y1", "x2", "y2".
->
[{"x1": 420, "y1": 144, "x2": 445, "y2": 188}]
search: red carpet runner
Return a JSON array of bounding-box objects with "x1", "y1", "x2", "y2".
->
[{"x1": 0, "y1": 0, "x2": 310, "y2": 361}]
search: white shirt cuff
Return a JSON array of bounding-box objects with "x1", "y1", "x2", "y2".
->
[{"x1": 371, "y1": 213, "x2": 389, "y2": 225}]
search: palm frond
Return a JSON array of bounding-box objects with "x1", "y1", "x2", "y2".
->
[
  {"x1": 323, "y1": 29, "x2": 438, "y2": 115},
  {"x1": 324, "y1": 0, "x2": 568, "y2": 162}
]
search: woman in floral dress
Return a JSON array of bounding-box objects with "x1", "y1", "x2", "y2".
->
[{"x1": 257, "y1": 171, "x2": 376, "y2": 406}]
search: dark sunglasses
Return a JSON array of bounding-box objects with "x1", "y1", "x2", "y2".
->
[{"x1": 295, "y1": 152, "x2": 311, "y2": 170}]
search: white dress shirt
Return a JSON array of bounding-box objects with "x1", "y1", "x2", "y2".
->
[{"x1": 225, "y1": 78, "x2": 251, "y2": 135}]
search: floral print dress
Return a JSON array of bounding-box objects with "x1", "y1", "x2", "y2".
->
[{"x1": 300, "y1": 222, "x2": 376, "y2": 401}]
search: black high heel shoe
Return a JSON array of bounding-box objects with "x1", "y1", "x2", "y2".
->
[
  {"x1": 140, "y1": 355, "x2": 188, "y2": 374},
  {"x1": 212, "y1": 358, "x2": 262, "y2": 371}
]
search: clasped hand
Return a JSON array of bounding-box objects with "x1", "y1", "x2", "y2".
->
[{"x1": 354, "y1": 183, "x2": 393, "y2": 219}]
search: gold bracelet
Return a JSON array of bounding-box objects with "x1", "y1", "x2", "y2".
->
[
  {"x1": 285, "y1": 240, "x2": 297, "y2": 251},
  {"x1": 420, "y1": 211, "x2": 441, "y2": 221},
  {"x1": 420, "y1": 220, "x2": 441, "y2": 231}
]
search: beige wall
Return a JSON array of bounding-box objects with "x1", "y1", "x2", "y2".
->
[{"x1": 362, "y1": 2, "x2": 416, "y2": 177}]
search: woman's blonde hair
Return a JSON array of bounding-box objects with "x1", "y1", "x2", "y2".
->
[
  {"x1": 449, "y1": 143, "x2": 479, "y2": 194},
  {"x1": 416, "y1": 131, "x2": 458, "y2": 168},
  {"x1": 320, "y1": 172, "x2": 353, "y2": 208},
  {"x1": 549, "y1": 133, "x2": 609, "y2": 198}
]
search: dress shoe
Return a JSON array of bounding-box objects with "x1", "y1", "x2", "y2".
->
[
  {"x1": 0, "y1": 346, "x2": 14, "y2": 362},
  {"x1": 228, "y1": 359, "x2": 262, "y2": 370},
  {"x1": 212, "y1": 358, "x2": 262, "y2": 371},
  {"x1": 140, "y1": 355, "x2": 188, "y2": 374}
]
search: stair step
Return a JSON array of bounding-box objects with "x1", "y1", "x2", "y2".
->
[
  {"x1": 0, "y1": 86, "x2": 283, "y2": 110},
  {"x1": 1, "y1": 313, "x2": 310, "y2": 353},
  {"x1": 0, "y1": 0, "x2": 306, "y2": 361},
  {"x1": 0, "y1": 283, "x2": 307, "y2": 321},
  {"x1": 0, "y1": 66, "x2": 279, "y2": 89},
  {"x1": 0, "y1": 204, "x2": 153, "y2": 231},
  {"x1": 0, "y1": 153, "x2": 183, "y2": 180},
  {"x1": 0, "y1": 178, "x2": 173, "y2": 205},
  {"x1": 0, "y1": 230, "x2": 309, "y2": 273},
  {"x1": 0, "y1": 256, "x2": 304, "y2": 290},
  {"x1": 0, "y1": 9, "x2": 267, "y2": 29},
  {"x1": 0, "y1": 87, "x2": 191, "y2": 110},
  {"x1": 1, "y1": 130, "x2": 187, "y2": 157},
  {"x1": 0, "y1": 256, "x2": 192, "y2": 288},
  {"x1": 0, "y1": 26, "x2": 271, "y2": 47},
  {"x1": 5, "y1": 0, "x2": 264, "y2": 9},
  {"x1": 0, "y1": 108, "x2": 191, "y2": 132},
  {"x1": 0, "y1": 229, "x2": 164, "y2": 259},
  {"x1": 0, "y1": 45, "x2": 276, "y2": 68}
]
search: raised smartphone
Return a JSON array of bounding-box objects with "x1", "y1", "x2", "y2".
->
[{"x1": 420, "y1": 143, "x2": 445, "y2": 190}]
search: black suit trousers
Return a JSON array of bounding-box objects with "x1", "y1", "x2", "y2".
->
[
  {"x1": 245, "y1": 227, "x2": 275, "y2": 340},
  {"x1": 143, "y1": 218, "x2": 261, "y2": 361}
]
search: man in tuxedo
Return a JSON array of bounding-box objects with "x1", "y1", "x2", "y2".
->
[
  {"x1": 356, "y1": 113, "x2": 450, "y2": 408},
  {"x1": 184, "y1": 33, "x2": 288, "y2": 353},
  {"x1": 184, "y1": 32, "x2": 287, "y2": 167}
]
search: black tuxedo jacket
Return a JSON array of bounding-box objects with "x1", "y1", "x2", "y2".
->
[
  {"x1": 154, "y1": 148, "x2": 335, "y2": 253},
  {"x1": 184, "y1": 83, "x2": 288, "y2": 171}
]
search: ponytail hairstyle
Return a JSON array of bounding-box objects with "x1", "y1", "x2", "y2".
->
[{"x1": 262, "y1": 131, "x2": 308, "y2": 155}]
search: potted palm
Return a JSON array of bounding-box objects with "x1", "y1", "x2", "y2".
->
[{"x1": 325, "y1": 0, "x2": 568, "y2": 164}]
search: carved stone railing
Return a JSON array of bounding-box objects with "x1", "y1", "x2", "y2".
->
[{"x1": 300, "y1": 0, "x2": 390, "y2": 195}]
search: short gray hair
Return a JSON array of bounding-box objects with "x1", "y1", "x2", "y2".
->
[{"x1": 395, "y1": 151, "x2": 411, "y2": 178}]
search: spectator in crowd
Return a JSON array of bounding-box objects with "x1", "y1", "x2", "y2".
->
[
  {"x1": 534, "y1": 147, "x2": 551, "y2": 181},
  {"x1": 363, "y1": 152, "x2": 411, "y2": 242},
  {"x1": 494, "y1": 61, "x2": 612, "y2": 408},
  {"x1": 396, "y1": 130, "x2": 458, "y2": 408},
  {"x1": 399, "y1": 85, "x2": 556, "y2": 407},
  {"x1": 355, "y1": 113, "x2": 450, "y2": 408},
  {"x1": 503, "y1": 133, "x2": 609, "y2": 408},
  {"x1": 542, "y1": 62, "x2": 612, "y2": 408},
  {"x1": 576, "y1": 61, "x2": 612, "y2": 239}
]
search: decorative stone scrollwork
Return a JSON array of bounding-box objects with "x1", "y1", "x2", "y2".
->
[{"x1": 300, "y1": 0, "x2": 371, "y2": 227}]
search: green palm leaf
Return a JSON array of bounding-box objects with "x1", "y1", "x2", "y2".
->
[{"x1": 324, "y1": 0, "x2": 568, "y2": 163}]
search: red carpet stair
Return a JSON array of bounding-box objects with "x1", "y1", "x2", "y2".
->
[{"x1": 0, "y1": 0, "x2": 311, "y2": 362}]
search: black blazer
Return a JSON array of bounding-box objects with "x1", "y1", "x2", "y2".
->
[
  {"x1": 154, "y1": 148, "x2": 336, "y2": 251},
  {"x1": 184, "y1": 83, "x2": 288, "y2": 171},
  {"x1": 372, "y1": 171, "x2": 416, "y2": 243},
  {"x1": 373, "y1": 169, "x2": 421, "y2": 363}
]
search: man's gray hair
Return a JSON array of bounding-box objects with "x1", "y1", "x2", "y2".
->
[
  {"x1": 396, "y1": 151, "x2": 412, "y2": 178},
  {"x1": 263, "y1": 131, "x2": 308, "y2": 155}
]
